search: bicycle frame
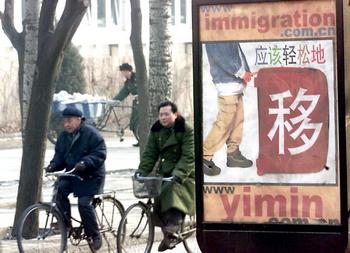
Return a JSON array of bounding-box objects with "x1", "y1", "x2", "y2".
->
[
  {"x1": 117, "y1": 174, "x2": 197, "y2": 253},
  {"x1": 131, "y1": 200, "x2": 153, "y2": 238},
  {"x1": 45, "y1": 170, "x2": 85, "y2": 231},
  {"x1": 94, "y1": 104, "x2": 132, "y2": 134},
  {"x1": 93, "y1": 192, "x2": 117, "y2": 233}
]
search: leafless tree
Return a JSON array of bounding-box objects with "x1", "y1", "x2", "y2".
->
[
  {"x1": 130, "y1": 0, "x2": 148, "y2": 152},
  {"x1": 1, "y1": 0, "x2": 90, "y2": 235}
]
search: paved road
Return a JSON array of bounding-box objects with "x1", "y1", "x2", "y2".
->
[{"x1": 0, "y1": 134, "x2": 201, "y2": 252}]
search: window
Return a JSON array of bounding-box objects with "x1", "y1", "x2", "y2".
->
[
  {"x1": 96, "y1": 0, "x2": 120, "y2": 27},
  {"x1": 111, "y1": 0, "x2": 120, "y2": 25},
  {"x1": 180, "y1": 0, "x2": 186, "y2": 24},
  {"x1": 171, "y1": 0, "x2": 188, "y2": 25},
  {"x1": 86, "y1": 4, "x2": 93, "y2": 24},
  {"x1": 97, "y1": 0, "x2": 106, "y2": 27}
]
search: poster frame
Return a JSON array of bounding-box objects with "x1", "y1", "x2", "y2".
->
[{"x1": 192, "y1": 0, "x2": 347, "y2": 252}]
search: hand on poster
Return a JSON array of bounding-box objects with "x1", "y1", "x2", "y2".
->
[{"x1": 242, "y1": 71, "x2": 253, "y2": 85}]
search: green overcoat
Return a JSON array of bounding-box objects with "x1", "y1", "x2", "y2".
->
[{"x1": 138, "y1": 116, "x2": 195, "y2": 216}]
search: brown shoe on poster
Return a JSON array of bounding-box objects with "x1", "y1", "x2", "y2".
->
[
  {"x1": 203, "y1": 159, "x2": 221, "y2": 176},
  {"x1": 227, "y1": 149, "x2": 253, "y2": 168}
]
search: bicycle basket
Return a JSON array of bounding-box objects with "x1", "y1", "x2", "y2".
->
[{"x1": 132, "y1": 176, "x2": 162, "y2": 198}]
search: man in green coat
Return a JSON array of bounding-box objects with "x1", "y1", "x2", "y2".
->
[
  {"x1": 112, "y1": 63, "x2": 139, "y2": 146},
  {"x1": 135, "y1": 101, "x2": 195, "y2": 252}
]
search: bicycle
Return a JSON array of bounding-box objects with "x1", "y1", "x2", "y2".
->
[
  {"x1": 16, "y1": 168, "x2": 125, "y2": 253},
  {"x1": 48, "y1": 100, "x2": 139, "y2": 144},
  {"x1": 116, "y1": 174, "x2": 196, "y2": 253},
  {"x1": 93, "y1": 101, "x2": 139, "y2": 142}
]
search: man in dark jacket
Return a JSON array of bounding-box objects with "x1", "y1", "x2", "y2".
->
[
  {"x1": 112, "y1": 63, "x2": 139, "y2": 146},
  {"x1": 135, "y1": 101, "x2": 195, "y2": 252},
  {"x1": 45, "y1": 106, "x2": 106, "y2": 251}
]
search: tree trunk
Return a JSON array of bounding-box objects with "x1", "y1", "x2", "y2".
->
[
  {"x1": 22, "y1": 0, "x2": 39, "y2": 135},
  {"x1": 11, "y1": 0, "x2": 89, "y2": 236},
  {"x1": 148, "y1": 0, "x2": 173, "y2": 124},
  {"x1": 130, "y1": 0, "x2": 148, "y2": 154}
]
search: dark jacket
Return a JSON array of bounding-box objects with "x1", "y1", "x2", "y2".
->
[
  {"x1": 50, "y1": 123, "x2": 106, "y2": 196},
  {"x1": 113, "y1": 72, "x2": 139, "y2": 132},
  {"x1": 113, "y1": 72, "x2": 138, "y2": 101},
  {"x1": 138, "y1": 116, "x2": 195, "y2": 215},
  {"x1": 205, "y1": 42, "x2": 250, "y2": 84}
]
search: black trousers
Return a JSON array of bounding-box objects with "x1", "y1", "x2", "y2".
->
[
  {"x1": 56, "y1": 178, "x2": 99, "y2": 238},
  {"x1": 162, "y1": 208, "x2": 185, "y2": 234}
]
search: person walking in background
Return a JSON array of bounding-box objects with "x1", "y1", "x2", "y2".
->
[
  {"x1": 112, "y1": 63, "x2": 139, "y2": 146},
  {"x1": 203, "y1": 42, "x2": 253, "y2": 176},
  {"x1": 45, "y1": 106, "x2": 106, "y2": 251},
  {"x1": 135, "y1": 101, "x2": 195, "y2": 252}
]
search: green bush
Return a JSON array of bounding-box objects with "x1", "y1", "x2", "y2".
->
[{"x1": 55, "y1": 44, "x2": 86, "y2": 94}]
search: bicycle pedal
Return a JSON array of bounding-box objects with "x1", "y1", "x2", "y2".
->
[{"x1": 169, "y1": 232, "x2": 180, "y2": 239}]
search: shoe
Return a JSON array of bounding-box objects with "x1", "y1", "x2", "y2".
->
[
  {"x1": 203, "y1": 159, "x2": 221, "y2": 176},
  {"x1": 91, "y1": 234, "x2": 102, "y2": 251},
  {"x1": 132, "y1": 142, "x2": 139, "y2": 147},
  {"x1": 158, "y1": 236, "x2": 177, "y2": 252},
  {"x1": 226, "y1": 149, "x2": 253, "y2": 168}
]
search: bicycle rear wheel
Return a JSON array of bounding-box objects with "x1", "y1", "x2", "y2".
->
[
  {"x1": 94, "y1": 195, "x2": 125, "y2": 252},
  {"x1": 117, "y1": 202, "x2": 154, "y2": 253},
  {"x1": 182, "y1": 215, "x2": 197, "y2": 253},
  {"x1": 16, "y1": 203, "x2": 67, "y2": 253},
  {"x1": 47, "y1": 111, "x2": 63, "y2": 144}
]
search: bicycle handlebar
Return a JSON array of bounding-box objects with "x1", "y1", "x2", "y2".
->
[
  {"x1": 134, "y1": 174, "x2": 174, "y2": 182},
  {"x1": 45, "y1": 168, "x2": 83, "y2": 181},
  {"x1": 105, "y1": 100, "x2": 132, "y2": 108}
]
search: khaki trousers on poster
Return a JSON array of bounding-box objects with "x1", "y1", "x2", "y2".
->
[{"x1": 203, "y1": 95, "x2": 244, "y2": 160}]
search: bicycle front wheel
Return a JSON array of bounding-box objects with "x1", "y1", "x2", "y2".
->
[
  {"x1": 16, "y1": 203, "x2": 67, "y2": 253},
  {"x1": 94, "y1": 195, "x2": 125, "y2": 252},
  {"x1": 182, "y1": 215, "x2": 197, "y2": 253},
  {"x1": 117, "y1": 202, "x2": 154, "y2": 253}
]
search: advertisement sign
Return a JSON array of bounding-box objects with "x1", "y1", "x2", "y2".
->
[{"x1": 200, "y1": 0, "x2": 342, "y2": 225}]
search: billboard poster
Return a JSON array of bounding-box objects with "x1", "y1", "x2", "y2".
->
[{"x1": 200, "y1": 0, "x2": 341, "y2": 225}]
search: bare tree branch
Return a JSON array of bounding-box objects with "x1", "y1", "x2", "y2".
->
[
  {"x1": 43, "y1": 0, "x2": 88, "y2": 63},
  {"x1": 3, "y1": 0, "x2": 13, "y2": 20},
  {"x1": 38, "y1": 0, "x2": 58, "y2": 49},
  {"x1": 0, "y1": 0, "x2": 23, "y2": 50}
]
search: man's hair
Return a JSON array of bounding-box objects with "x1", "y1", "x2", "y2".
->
[
  {"x1": 158, "y1": 101, "x2": 178, "y2": 113},
  {"x1": 119, "y1": 63, "x2": 133, "y2": 71}
]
